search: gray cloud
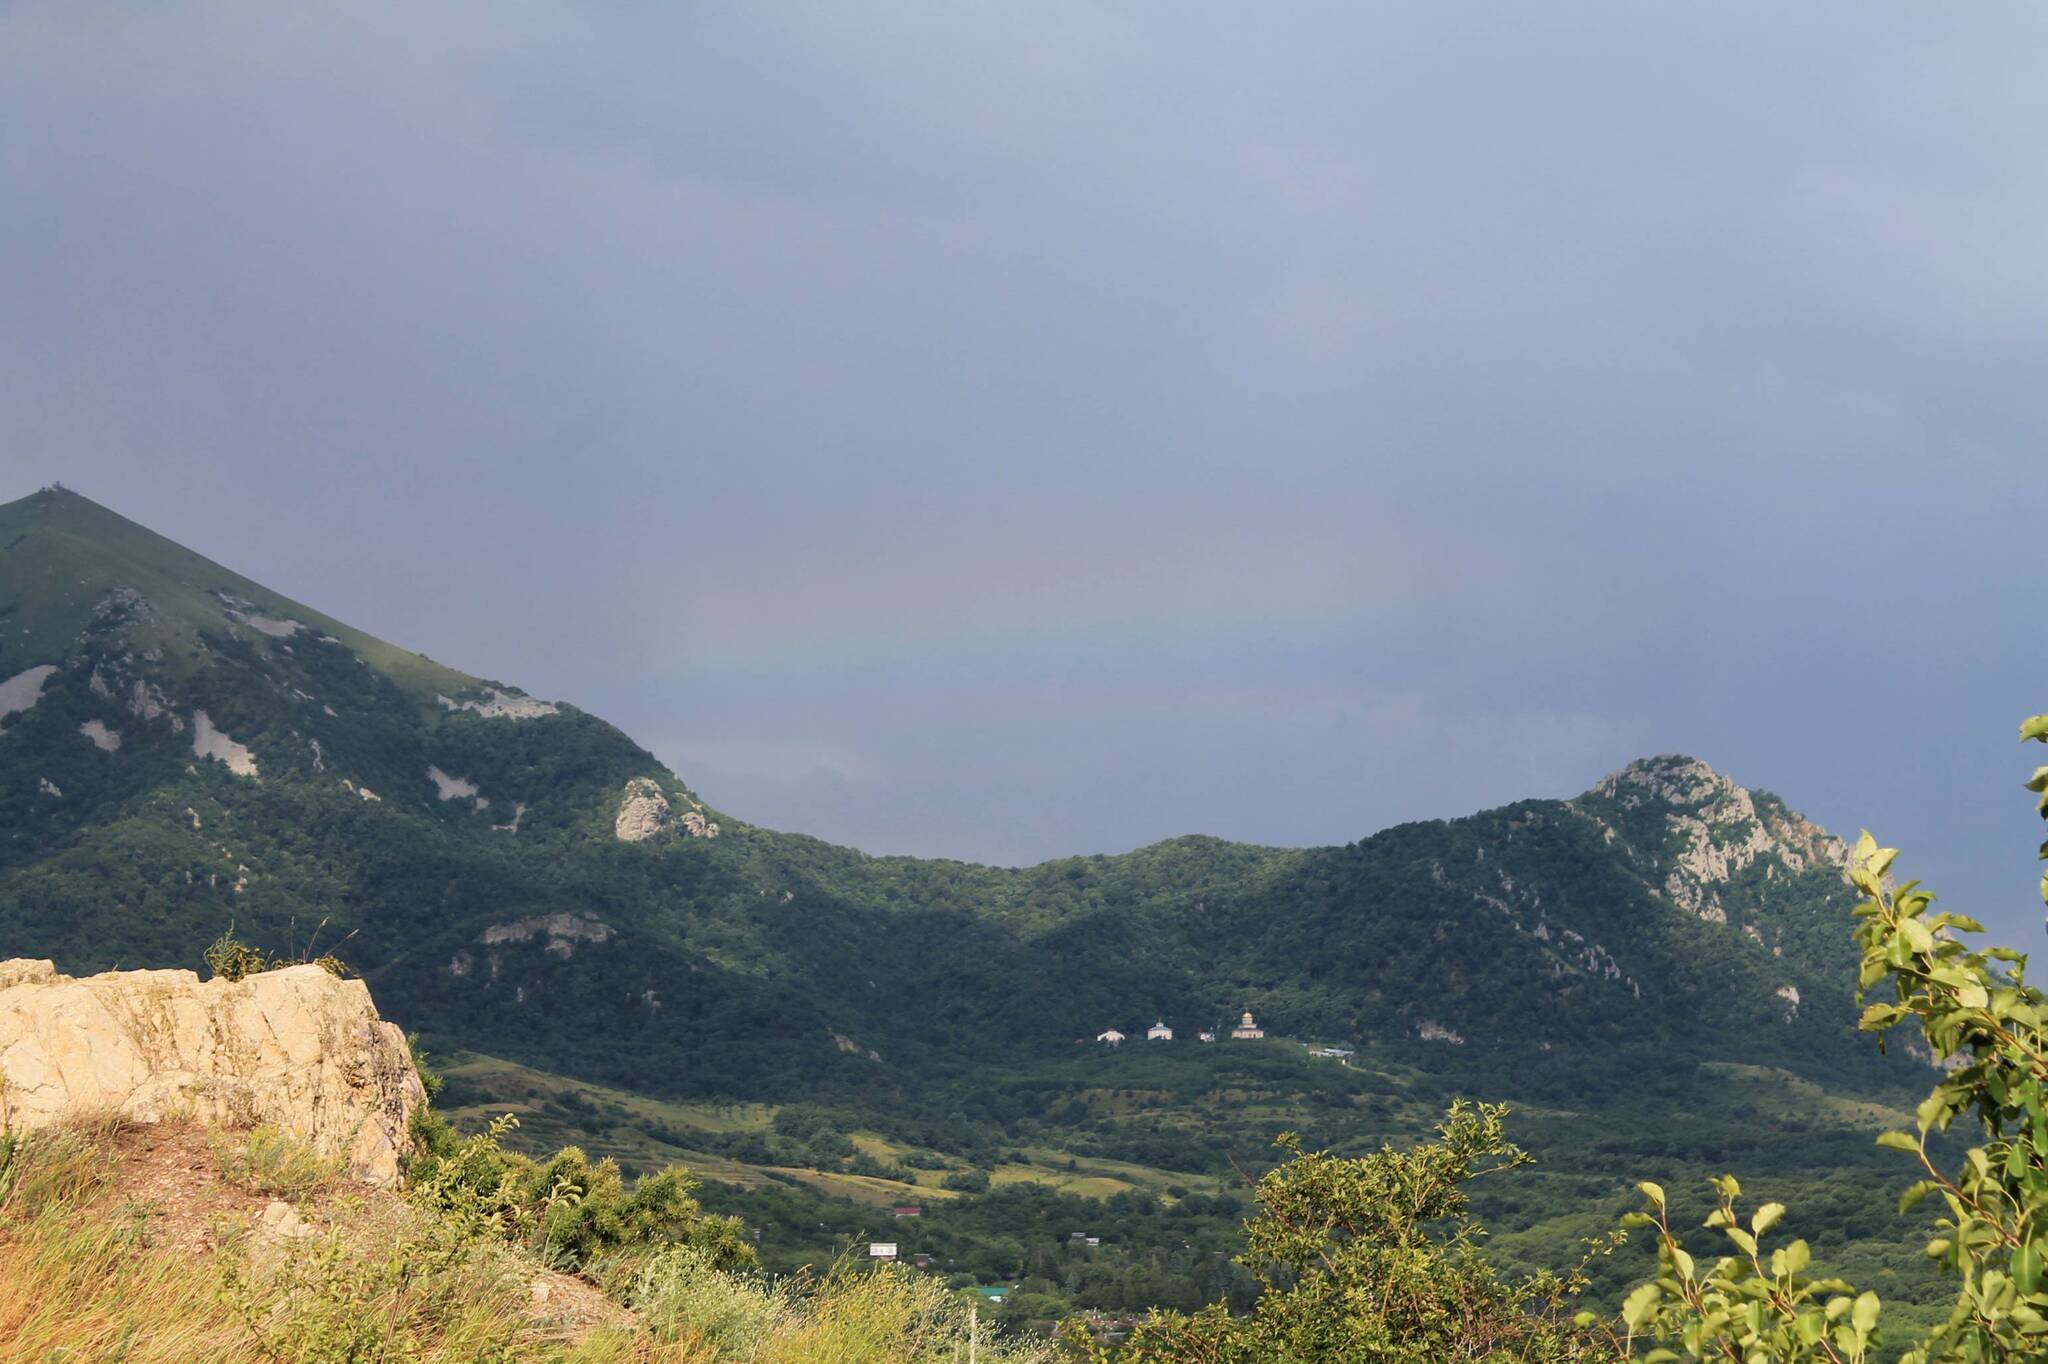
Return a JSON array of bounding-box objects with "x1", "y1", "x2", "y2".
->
[{"x1": 4, "y1": 3, "x2": 2045, "y2": 934}]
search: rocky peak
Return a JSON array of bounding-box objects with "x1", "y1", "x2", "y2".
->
[{"x1": 1580, "y1": 755, "x2": 1847, "y2": 923}]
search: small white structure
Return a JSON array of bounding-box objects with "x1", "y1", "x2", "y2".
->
[
  {"x1": 1096, "y1": 1028, "x2": 1126, "y2": 1046},
  {"x1": 1230, "y1": 1010, "x2": 1265, "y2": 1040},
  {"x1": 1145, "y1": 1021, "x2": 1173, "y2": 1041},
  {"x1": 1198, "y1": 1030, "x2": 1217, "y2": 1043},
  {"x1": 868, "y1": 1242, "x2": 898, "y2": 1261}
]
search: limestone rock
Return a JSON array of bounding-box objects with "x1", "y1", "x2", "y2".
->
[
  {"x1": 0, "y1": 960, "x2": 423, "y2": 1185},
  {"x1": 258, "y1": 1199, "x2": 312, "y2": 1239},
  {"x1": 614, "y1": 777, "x2": 669, "y2": 842}
]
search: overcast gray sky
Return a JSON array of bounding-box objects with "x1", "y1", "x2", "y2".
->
[{"x1": 4, "y1": 3, "x2": 2045, "y2": 937}]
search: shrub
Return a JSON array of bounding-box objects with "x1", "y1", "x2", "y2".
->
[
  {"x1": 1074, "y1": 1101, "x2": 1620, "y2": 1362},
  {"x1": 407, "y1": 1112, "x2": 755, "y2": 1274},
  {"x1": 203, "y1": 927, "x2": 267, "y2": 983}
]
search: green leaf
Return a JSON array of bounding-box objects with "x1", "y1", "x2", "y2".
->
[
  {"x1": 1622, "y1": 1281, "x2": 1662, "y2": 1331},
  {"x1": 2022, "y1": 715, "x2": 2048, "y2": 743},
  {"x1": 1899, "y1": 1180, "x2": 1939, "y2": 1213},
  {"x1": 1852, "y1": 1290, "x2": 1881, "y2": 1334},
  {"x1": 1878, "y1": 1130, "x2": 1922, "y2": 1153},
  {"x1": 1781, "y1": 1239, "x2": 1811, "y2": 1275},
  {"x1": 2016, "y1": 1244, "x2": 2043, "y2": 1295},
  {"x1": 1638, "y1": 1180, "x2": 1666, "y2": 1209},
  {"x1": 1752, "y1": 1202, "x2": 1785, "y2": 1237}
]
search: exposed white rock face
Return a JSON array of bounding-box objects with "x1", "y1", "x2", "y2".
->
[
  {"x1": 437, "y1": 688, "x2": 559, "y2": 720},
  {"x1": 0, "y1": 664, "x2": 58, "y2": 723},
  {"x1": 680, "y1": 809, "x2": 720, "y2": 839},
  {"x1": 1583, "y1": 757, "x2": 1847, "y2": 922},
  {"x1": 232, "y1": 612, "x2": 304, "y2": 638},
  {"x1": 191, "y1": 710, "x2": 259, "y2": 777},
  {"x1": 37, "y1": 777, "x2": 60, "y2": 797},
  {"x1": 615, "y1": 778, "x2": 670, "y2": 842},
  {"x1": 426, "y1": 766, "x2": 485, "y2": 808},
  {"x1": 1776, "y1": 985, "x2": 1801, "y2": 1021},
  {"x1": 479, "y1": 913, "x2": 613, "y2": 959},
  {"x1": 79, "y1": 719, "x2": 121, "y2": 751},
  {"x1": 1417, "y1": 1020, "x2": 1465, "y2": 1044},
  {"x1": 492, "y1": 801, "x2": 527, "y2": 833},
  {"x1": 0, "y1": 959, "x2": 424, "y2": 1184},
  {"x1": 831, "y1": 1031, "x2": 882, "y2": 1062}
]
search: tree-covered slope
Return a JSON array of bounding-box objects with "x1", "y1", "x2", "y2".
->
[{"x1": 0, "y1": 486, "x2": 1898, "y2": 1119}]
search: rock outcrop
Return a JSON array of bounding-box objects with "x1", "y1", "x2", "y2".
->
[
  {"x1": 1580, "y1": 756, "x2": 1848, "y2": 922},
  {"x1": 0, "y1": 959, "x2": 423, "y2": 1184},
  {"x1": 614, "y1": 777, "x2": 670, "y2": 842}
]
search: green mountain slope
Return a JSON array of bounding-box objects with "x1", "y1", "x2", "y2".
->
[
  {"x1": 0, "y1": 485, "x2": 1887, "y2": 1105},
  {"x1": 0, "y1": 484, "x2": 1955, "y2": 1323}
]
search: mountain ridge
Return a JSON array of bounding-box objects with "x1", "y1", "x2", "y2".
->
[{"x1": 0, "y1": 485, "x2": 1882, "y2": 1112}]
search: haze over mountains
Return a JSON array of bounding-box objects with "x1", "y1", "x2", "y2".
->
[{"x1": 2, "y1": 485, "x2": 1884, "y2": 1098}]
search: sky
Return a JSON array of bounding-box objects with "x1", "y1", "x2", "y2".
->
[{"x1": 3, "y1": 3, "x2": 2045, "y2": 938}]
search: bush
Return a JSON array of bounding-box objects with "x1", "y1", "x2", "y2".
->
[
  {"x1": 407, "y1": 1111, "x2": 755, "y2": 1274},
  {"x1": 203, "y1": 927, "x2": 267, "y2": 983}
]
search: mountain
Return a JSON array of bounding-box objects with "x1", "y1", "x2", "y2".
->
[
  {"x1": 0, "y1": 485, "x2": 1879, "y2": 1100},
  {"x1": 4, "y1": 484, "x2": 1957, "y2": 1319}
]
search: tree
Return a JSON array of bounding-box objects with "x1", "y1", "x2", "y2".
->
[{"x1": 1070, "y1": 1101, "x2": 1620, "y2": 1362}]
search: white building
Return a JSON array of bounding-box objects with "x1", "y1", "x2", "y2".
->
[
  {"x1": 1230, "y1": 1010, "x2": 1265, "y2": 1040},
  {"x1": 1146, "y1": 1021, "x2": 1173, "y2": 1041},
  {"x1": 1197, "y1": 1030, "x2": 1216, "y2": 1043},
  {"x1": 1096, "y1": 1028, "x2": 1126, "y2": 1046},
  {"x1": 868, "y1": 1242, "x2": 898, "y2": 1261}
]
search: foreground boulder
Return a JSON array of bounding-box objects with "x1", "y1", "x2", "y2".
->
[{"x1": 0, "y1": 958, "x2": 424, "y2": 1184}]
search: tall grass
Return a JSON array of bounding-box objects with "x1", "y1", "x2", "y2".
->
[
  {"x1": 0, "y1": 1124, "x2": 1056, "y2": 1364},
  {"x1": 209, "y1": 1122, "x2": 342, "y2": 1200},
  {"x1": 0, "y1": 1128, "x2": 249, "y2": 1363},
  {"x1": 632, "y1": 1248, "x2": 1056, "y2": 1364}
]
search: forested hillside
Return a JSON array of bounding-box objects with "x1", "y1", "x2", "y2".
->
[{"x1": 0, "y1": 485, "x2": 1946, "y2": 1326}]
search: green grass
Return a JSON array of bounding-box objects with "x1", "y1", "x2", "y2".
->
[{"x1": 0, "y1": 486, "x2": 477, "y2": 698}]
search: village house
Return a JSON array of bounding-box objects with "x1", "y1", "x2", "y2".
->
[
  {"x1": 1145, "y1": 1020, "x2": 1173, "y2": 1041},
  {"x1": 1096, "y1": 1028, "x2": 1126, "y2": 1046}
]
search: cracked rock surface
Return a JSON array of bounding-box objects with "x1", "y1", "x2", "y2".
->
[{"x1": 0, "y1": 959, "x2": 423, "y2": 1184}]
